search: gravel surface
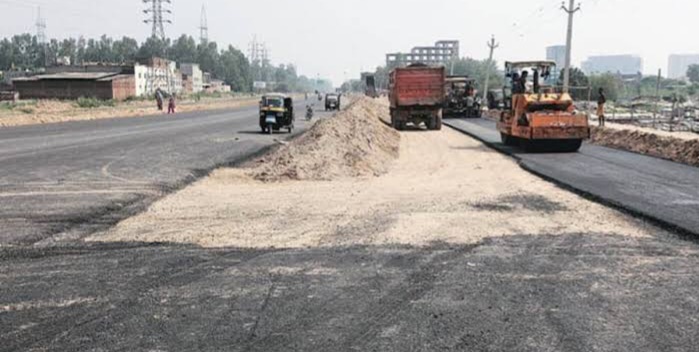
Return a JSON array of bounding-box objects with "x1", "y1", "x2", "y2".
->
[{"x1": 92, "y1": 114, "x2": 664, "y2": 248}]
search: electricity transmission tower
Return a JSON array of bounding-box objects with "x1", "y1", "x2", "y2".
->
[
  {"x1": 199, "y1": 4, "x2": 209, "y2": 43},
  {"x1": 36, "y1": 7, "x2": 48, "y2": 66},
  {"x1": 248, "y1": 36, "x2": 270, "y2": 81},
  {"x1": 143, "y1": 0, "x2": 172, "y2": 39},
  {"x1": 35, "y1": 7, "x2": 46, "y2": 44}
]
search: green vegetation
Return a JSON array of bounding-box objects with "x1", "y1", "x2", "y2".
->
[{"x1": 0, "y1": 33, "x2": 314, "y2": 93}]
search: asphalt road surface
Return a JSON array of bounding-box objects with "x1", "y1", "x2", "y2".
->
[
  {"x1": 0, "y1": 99, "x2": 330, "y2": 246},
  {"x1": 445, "y1": 118, "x2": 699, "y2": 236},
  {"x1": 2, "y1": 234, "x2": 698, "y2": 351}
]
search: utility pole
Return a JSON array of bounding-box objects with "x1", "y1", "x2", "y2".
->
[
  {"x1": 653, "y1": 69, "x2": 661, "y2": 127},
  {"x1": 561, "y1": 0, "x2": 581, "y2": 93},
  {"x1": 199, "y1": 4, "x2": 209, "y2": 44},
  {"x1": 482, "y1": 35, "x2": 499, "y2": 100},
  {"x1": 143, "y1": 0, "x2": 172, "y2": 40}
]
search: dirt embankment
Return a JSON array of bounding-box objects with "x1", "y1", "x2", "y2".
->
[
  {"x1": 92, "y1": 98, "x2": 663, "y2": 249},
  {"x1": 246, "y1": 98, "x2": 400, "y2": 182},
  {"x1": 590, "y1": 126, "x2": 699, "y2": 167},
  {"x1": 0, "y1": 95, "x2": 263, "y2": 128}
]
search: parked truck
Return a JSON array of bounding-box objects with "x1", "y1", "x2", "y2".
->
[
  {"x1": 365, "y1": 75, "x2": 378, "y2": 98},
  {"x1": 389, "y1": 64, "x2": 446, "y2": 131}
]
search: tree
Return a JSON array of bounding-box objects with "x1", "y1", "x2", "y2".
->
[
  {"x1": 559, "y1": 67, "x2": 589, "y2": 100},
  {"x1": 589, "y1": 74, "x2": 620, "y2": 101},
  {"x1": 687, "y1": 64, "x2": 699, "y2": 84},
  {"x1": 170, "y1": 35, "x2": 197, "y2": 64}
]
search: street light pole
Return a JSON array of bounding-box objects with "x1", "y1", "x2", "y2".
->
[
  {"x1": 561, "y1": 0, "x2": 581, "y2": 93},
  {"x1": 482, "y1": 35, "x2": 499, "y2": 101}
]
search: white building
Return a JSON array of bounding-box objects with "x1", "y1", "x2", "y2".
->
[
  {"x1": 668, "y1": 54, "x2": 699, "y2": 79},
  {"x1": 546, "y1": 45, "x2": 567, "y2": 69},
  {"x1": 582, "y1": 55, "x2": 643, "y2": 75},
  {"x1": 180, "y1": 63, "x2": 203, "y2": 93},
  {"x1": 134, "y1": 57, "x2": 183, "y2": 97}
]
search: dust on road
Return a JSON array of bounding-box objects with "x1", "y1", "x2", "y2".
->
[{"x1": 91, "y1": 99, "x2": 663, "y2": 248}]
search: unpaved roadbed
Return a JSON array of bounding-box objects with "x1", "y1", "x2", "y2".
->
[
  {"x1": 91, "y1": 100, "x2": 665, "y2": 248},
  {"x1": 0, "y1": 95, "x2": 262, "y2": 128}
]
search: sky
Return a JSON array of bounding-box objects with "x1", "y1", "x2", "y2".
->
[{"x1": 1, "y1": 0, "x2": 698, "y2": 85}]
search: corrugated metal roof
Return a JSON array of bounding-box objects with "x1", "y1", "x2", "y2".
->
[{"x1": 14, "y1": 72, "x2": 119, "y2": 81}]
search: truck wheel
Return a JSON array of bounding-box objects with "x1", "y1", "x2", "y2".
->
[
  {"x1": 435, "y1": 115, "x2": 443, "y2": 130},
  {"x1": 268, "y1": 125, "x2": 274, "y2": 135}
]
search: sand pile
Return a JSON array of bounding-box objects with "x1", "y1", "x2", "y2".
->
[
  {"x1": 248, "y1": 97, "x2": 400, "y2": 182},
  {"x1": 590, "y1": 126, "x2": 699, "y2": 167}
]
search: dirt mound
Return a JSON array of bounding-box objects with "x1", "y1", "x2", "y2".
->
[
  {"x1": 590, "y1": 127, "x2": 699, "y2": 167},
  {"x1": 248, "y1": 97, "x2": 400, "y2": 182}
]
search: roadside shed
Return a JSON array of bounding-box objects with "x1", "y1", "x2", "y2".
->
[{"x1": 13, "y1": 72, "x2": 136, "y2": 101}]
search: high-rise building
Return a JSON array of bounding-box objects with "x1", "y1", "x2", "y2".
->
[
  {"x1": 546, "y1": 45, "x2": 566, "y2": 69},
  {"x1": 386, "y1": 40, "x2": 459, "y2": 68},
  {"x1": 581, "y1": 55, "x2": 643, "y2": 75},
  {"x1": 668, "y1": 54, "x2": 699, "y2": 79}
]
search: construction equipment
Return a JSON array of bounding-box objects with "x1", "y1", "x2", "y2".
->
[
  {"x1": 444, "y1": 76, "x2": 482, "y2": 118},
  {"x1": 497, "y1": 61, "x2": 590, "y2": 152},
  {"x1": 389, "y1": 64, "x2": 445, "y2": 131}
]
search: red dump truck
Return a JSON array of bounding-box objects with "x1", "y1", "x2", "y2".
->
[{"x1": 389, "y1": 65, "x2": 446, "y2": 131}]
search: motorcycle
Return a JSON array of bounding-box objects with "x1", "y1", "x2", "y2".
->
[{"x1": 305, "y1": 106, "x2": 314, "y2": 121}]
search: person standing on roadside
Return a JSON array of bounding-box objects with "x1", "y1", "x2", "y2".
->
[
  {"x1": 155, "y1": 88, "x2": 164, "y2": 111},
  {"x1": 597, "y1": 88, "x2": 607, "y2": 127},
  {"x1": 168, "y1": 94, "x2": 176, "y2": 114}
]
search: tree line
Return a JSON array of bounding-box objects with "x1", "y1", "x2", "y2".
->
[{"x1": 0, "y1": 34, "x2": 319, "y2": 93}]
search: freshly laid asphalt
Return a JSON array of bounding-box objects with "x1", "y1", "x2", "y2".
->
[
  {"x1": 0, "y1": 99, "x2": 329, "y2": 246},
  {"x1": 445, "y1": 118, "x2": 699, "y2": 236}
]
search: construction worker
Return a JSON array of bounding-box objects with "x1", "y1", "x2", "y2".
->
[
  {"x1": 597, "y1": 88, "x2": 607, "y2": 127},
  {"x1": 518, "y1": 71, "x2": 529, "y2": 94}
]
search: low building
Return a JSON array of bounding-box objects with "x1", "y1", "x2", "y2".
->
[
  {"x1": 134, "y1": 57, "x2": 183, "y2": 97},
  {"x1": 13, "y1": 72, "x2": 135, "y2": 101},
  {"x1": 180, "y1": 63, "x2": 203, "y2": 94},
  {"x1": 582, "y1": 55, "x2": 643, "y2": 75},
  {"x1": 203, "y1": 79, "x2": 231, "y2": 93},
  {"x1": 668, "y1": 54, "x2": 699, "y2": 79}
]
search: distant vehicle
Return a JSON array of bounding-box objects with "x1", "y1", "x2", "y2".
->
[
  {"x1": 444, "y1": 76, "x2": 481, "y2": 118},
  {"x1": 497, "y1": 61, "x2": 590, "y2": 152},
  {"x1": 487, "y1": 89, "x2": 505, "y2": 110},
  {"x1": 325, "y1": 93, "x2": 341, "y2": 111},
  {"x1": 389, "y1": 64, "x2": 446, "y2": 131},
  {"x1": 259, "y1": 93, "x2": 295, "y2": 134},
  {"x1": 365, "y1": 75, "x2": 378, "y2": 98}
]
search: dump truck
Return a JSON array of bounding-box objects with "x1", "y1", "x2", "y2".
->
[
  {"x1": 389, "y1": 64, "x2": 446, "y2": 131},
  {"x1": 497, "y1": 61, "x2": 590, "y2": 152},
  {"x1": 365, "y1": 74, "x2": 379, "y2": 98}
]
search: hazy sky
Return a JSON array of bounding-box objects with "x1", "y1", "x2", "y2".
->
[{"x1": 1, "y1": 0, "x2": 697, "y2": 85}]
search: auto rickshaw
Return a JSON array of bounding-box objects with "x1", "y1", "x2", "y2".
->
[{"x1": 259, "y1": 94, "x2": 295, "y2": 134}]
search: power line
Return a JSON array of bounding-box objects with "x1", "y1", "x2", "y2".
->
[
  {"x1": 35, "y1": 6, "x2": 46, "y2": 43},
  {"x1": 199, "y1": 4, "x2": 209, "y2": 43},
  {"x1": 143, "y1": 0, "x2": 172, "y2": 40}
]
